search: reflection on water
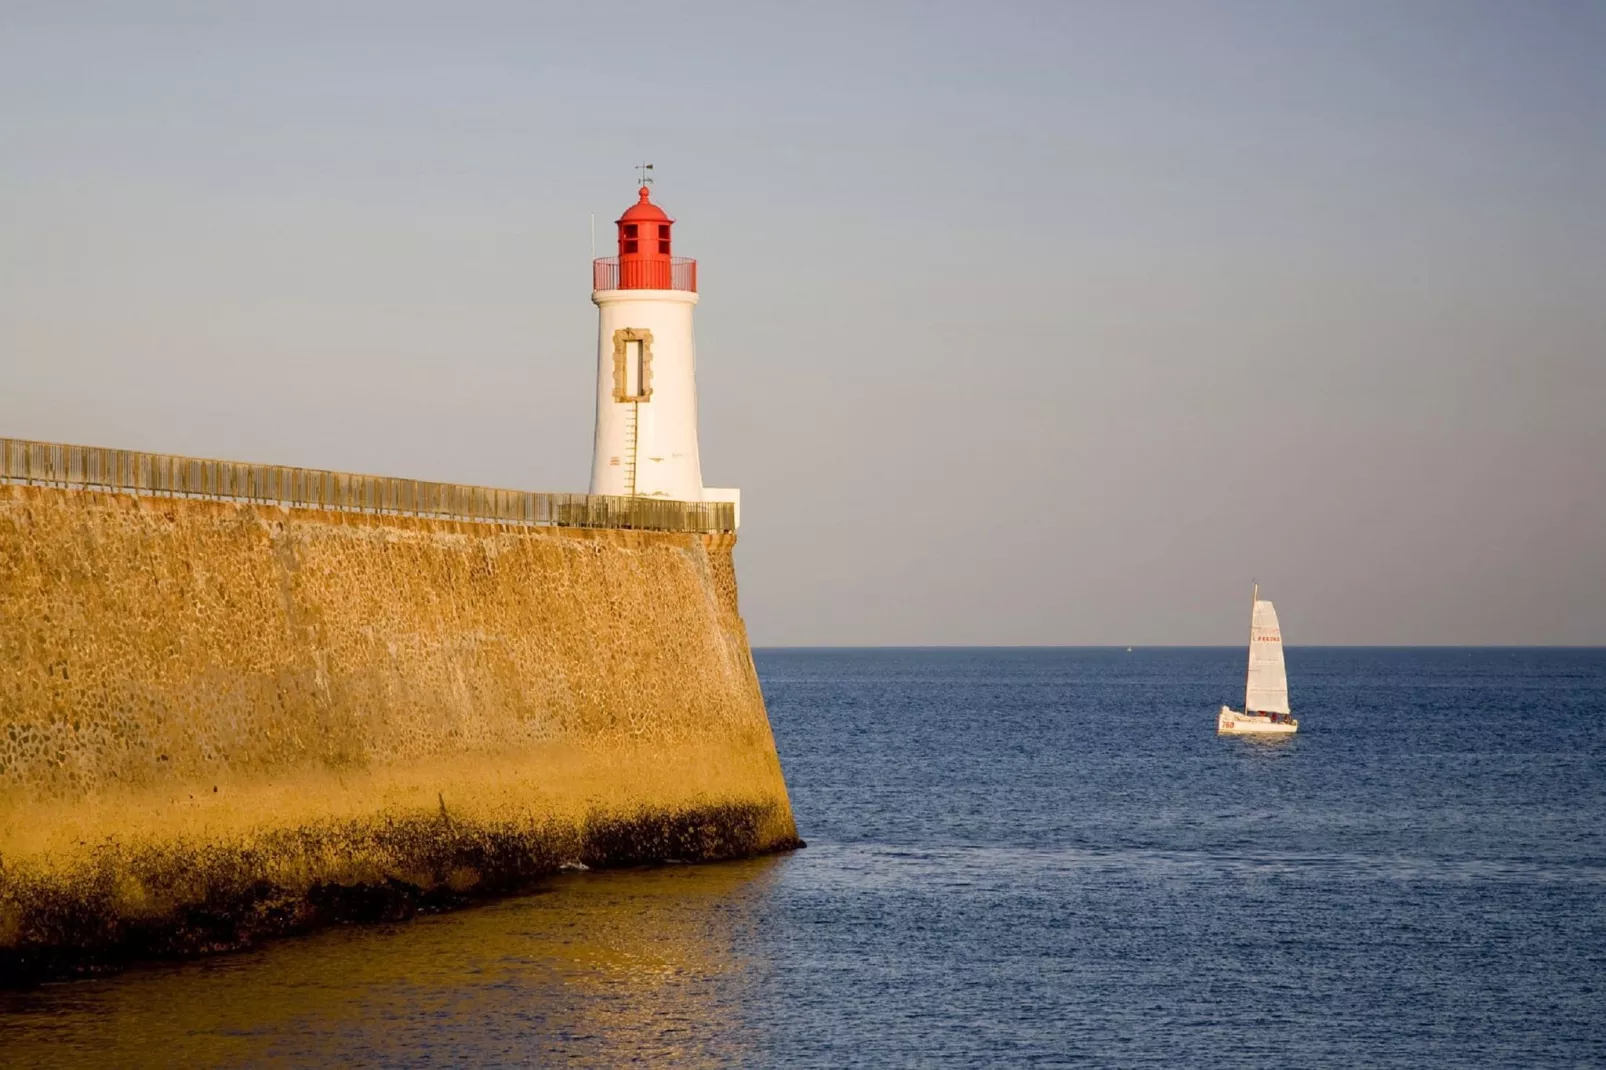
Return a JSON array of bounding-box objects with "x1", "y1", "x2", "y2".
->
[
  {"x1": 0, "y1": 857, "x2": 786, "y2": 1068},
  {"x1": 8, "y1": 649, "x2": 1604, "y2": 1067}
]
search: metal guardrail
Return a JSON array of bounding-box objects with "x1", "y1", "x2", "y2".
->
[
  {"x1": 0, "y1": 437, "x2": 735, "y2": 534},
  {"x1": 592, "y1": 256, "x2": 698, "y2": 293}
]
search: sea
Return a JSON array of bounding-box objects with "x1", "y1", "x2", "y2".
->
[{"x1": 2, "y1": 647, "x2": 1603, "y2": 1068}]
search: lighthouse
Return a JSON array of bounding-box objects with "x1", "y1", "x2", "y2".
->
[{"x1": 588, "y1": 184, "x2": 738, "y2": 524}]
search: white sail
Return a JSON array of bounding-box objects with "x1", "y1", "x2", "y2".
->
[{"x1": 1244, "y1": 599, "x2": 1289, "y2": 713}]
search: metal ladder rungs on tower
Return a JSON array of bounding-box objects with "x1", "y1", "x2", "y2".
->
[{"x1": 621, "y1": 402, "x2": 639, "y2": 497}]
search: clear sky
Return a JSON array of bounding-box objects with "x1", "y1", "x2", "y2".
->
[{"x1": 2, "y1": 1, "x2": 1602, "y2": 645}]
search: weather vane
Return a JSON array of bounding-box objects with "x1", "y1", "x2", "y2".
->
[{"x1": 636, "y1": 162, "x2": 654, "y2": 187}]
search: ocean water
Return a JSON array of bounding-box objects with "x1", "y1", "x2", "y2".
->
[{"x1": 3, "y1": 647, "x2": 1603, "y2": 1067}]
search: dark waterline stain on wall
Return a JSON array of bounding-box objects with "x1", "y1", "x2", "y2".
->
[{"x1": 0, "y1": 486, "x2": 800, "y2": 983}]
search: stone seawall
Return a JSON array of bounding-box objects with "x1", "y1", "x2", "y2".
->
[{"x1": 0, "y1": 484, "x2": 799, "y2": 981}]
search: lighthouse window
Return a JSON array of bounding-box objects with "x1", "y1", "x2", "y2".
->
[
  {"x1": 658, "y1": 240, "x2": 670, "y2": 254},
  {"x1": 622, "y1": 224, "x2": 638, "y2": 239},
  {"x1": 624, "y1": 340, "x2": 644, "y2": 397},
  {"x1": 623, "y1": 240, "x2": 639, "y2": 254},
  {"x1": 658, "y1": 225, "x2": 670, "y2": 239},
  {"x1": 612, "y1": 328, "x2": 653, "y2": 402}
]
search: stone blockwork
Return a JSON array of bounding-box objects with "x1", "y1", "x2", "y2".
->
[{"x1": 0, "y1": 485, "x2": 798, "y2": 981}]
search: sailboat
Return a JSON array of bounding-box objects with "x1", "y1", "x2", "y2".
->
[{"x1": 1218, "y1": 583, "x2": 1299, "y2": 735}]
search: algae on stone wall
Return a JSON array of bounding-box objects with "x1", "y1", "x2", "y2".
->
[{"x1": 0, "y1": 485, "x2": 798, "y2": 980}]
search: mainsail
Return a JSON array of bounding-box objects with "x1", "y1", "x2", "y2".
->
[{"x1": 1244, "y1": 599, "x2": 1289, "y2": 713}]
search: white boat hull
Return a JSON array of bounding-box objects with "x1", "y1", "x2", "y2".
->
[{"x1": 1218, "y1": 706, "x2": 1298, "y2": 734}]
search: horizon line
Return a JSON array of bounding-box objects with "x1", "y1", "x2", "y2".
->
[{"x1": 749, "y1": 643, "x2": 1606, "y2": 650}]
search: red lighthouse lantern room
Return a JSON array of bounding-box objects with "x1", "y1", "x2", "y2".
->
[{"x1": 596, "y1": 186, "x2": 696, "y2": 292}]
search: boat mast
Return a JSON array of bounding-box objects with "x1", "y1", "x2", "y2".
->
[{"x1": 1244, "y1": 581, "x2": 1257, "y2": 713}]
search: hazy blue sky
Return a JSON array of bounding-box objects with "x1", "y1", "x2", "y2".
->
[{"x1": 2, "y1": 1, "x2": 1602, "y2": 644}]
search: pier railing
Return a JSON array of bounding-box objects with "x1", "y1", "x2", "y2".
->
[{"x1": 0, "y1": 437, "x2": 735, "y2": 533}]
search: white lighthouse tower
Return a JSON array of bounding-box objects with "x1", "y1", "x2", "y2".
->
[{"x1": 588, "y1": 184, "x2": 738, "y2": 524}]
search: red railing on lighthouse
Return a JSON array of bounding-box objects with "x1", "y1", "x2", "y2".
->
[{"x1": 593, "y1": 256, "x2": 697, "y2": 293}]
